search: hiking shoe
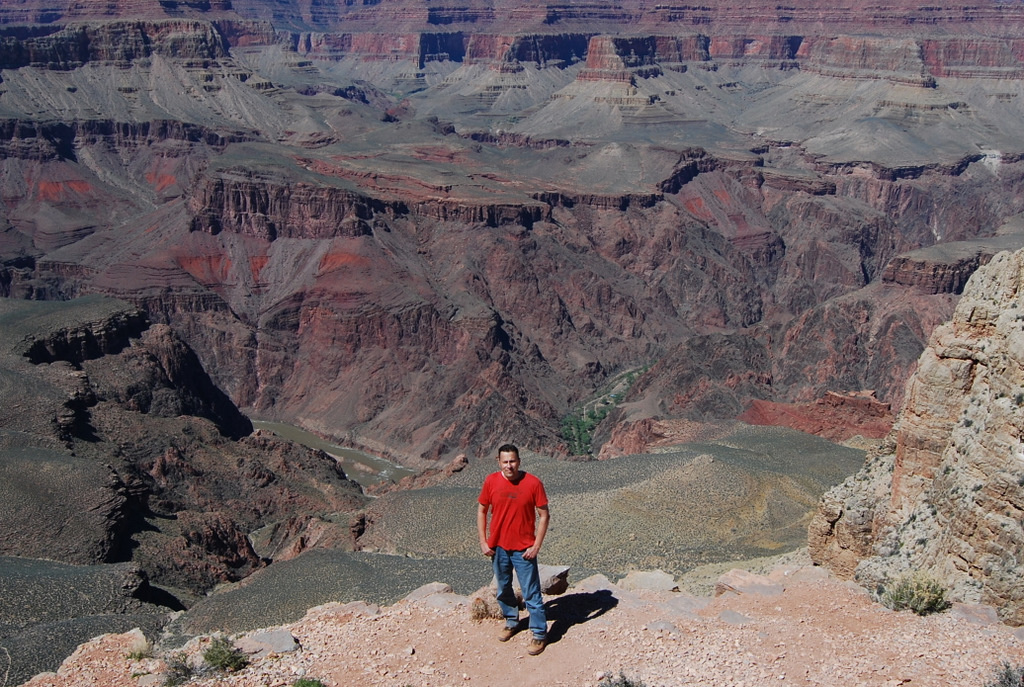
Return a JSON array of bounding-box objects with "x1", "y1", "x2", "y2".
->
[
  {"x1": 527, "y1": 638, "x2": 546, "y2": 655},
  {"x1": 498, "y1": 626, "x2": 518, "y2": 642}
]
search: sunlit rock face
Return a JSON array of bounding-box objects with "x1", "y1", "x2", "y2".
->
[
  {"x1": 810, "y1": 248, "x2": 1024, "y2": 625},
  {"x1": 3, "y1": 0, "x2": 1024, "y2": 464}
]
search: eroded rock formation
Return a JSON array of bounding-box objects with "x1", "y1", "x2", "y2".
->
[
  {"x1": 0, "y1": 297, "x2": 367, "y2": 593},
  {"x1": 1, "y1": 3, "x2": 1024, "y2": 466},
  {"x1": 809, "y1": 248, "x2": 1024, "y2": 624}
]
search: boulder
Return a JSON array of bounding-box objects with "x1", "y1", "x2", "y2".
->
[
  {"x1": 618, "y1": 570, "x2": 680, "y2": 593},
  {"x1": 235, "y1": 629, "x2": 300, "y2": 657}
]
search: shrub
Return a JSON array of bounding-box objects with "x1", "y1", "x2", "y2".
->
[
  {"x1": 163, "y1": 652, "x2": 194, "y2": 687},
  {"x1": 202, "y1": 635, "x2": 249, "y2": 672},
  {"x1": 293, "y1": 679, "x2": 328, "y2": 687},
  {"x1": 984, "y1": 662, "x2": 1024, "y2": 687},
  {"x1": 598, "y1": 671, "x2": 648, "y2": 687},
  {"x1": 469, "y1": 596, "x2": 490, "y2": 620},
  {"x1": 880, "y1": 572, "x2": 951, "y2": 615}
]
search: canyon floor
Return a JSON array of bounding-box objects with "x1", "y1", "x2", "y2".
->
[{"x1": 21, "y1": 552, "x2": 1024, "y2": 687}]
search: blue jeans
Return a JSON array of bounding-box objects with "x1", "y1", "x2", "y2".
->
[{"x1": 493, "y1": 547, "x2": 547, "y2": 640}]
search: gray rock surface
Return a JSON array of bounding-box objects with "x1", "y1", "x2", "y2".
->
[
  {"x1": 160, "y1": 551, "x2": 491, "y2": 645},
  {"x1": 619, "y1": 569, "x2": 679, "y2": 592},
  {"x1": 235, "y1": 629, "x2": 300, "y2": 657}
]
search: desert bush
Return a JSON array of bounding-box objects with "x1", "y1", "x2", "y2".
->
[
  {"x1": 163, "y1": 652, "x2": 194, "y2": 687},
  {"x1": 469, "y1": 595, "x2": 492, "y2": 620},
  {"x1": 293, "y1": 679, "x2": 327, "y2": 687},
  {"x1": 468, "y1": 588, "x2": 511, "y2": 620},
  {"x1": 880, "y1": 572, "x2": 950, "y2": 615},
  {"x1": 202, "y1": 635, "x2": 249, "y2": 672},
  {"x1": 598, "y1": 671, "x2": 648, "y2": 687},
  {"x1": 985, "y1": 662, "x2": 1024, "y2": 687}
]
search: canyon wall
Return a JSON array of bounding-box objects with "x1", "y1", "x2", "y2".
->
[
  {"x1": 8, "y1": 0, "x2": 1024, "y2": 37},
  {"x1": 1, "y1": 8, "x2": 1024, "y2": 465},
  {"x1": 0, "y1": 20, "x2": 229, "y2": 68},
  {"x1": 809, "y1": 248, "x2": 1024, "y2": 624},
  {"x1": 0, "y1": 297, "x2": 367, "y2": 593}
]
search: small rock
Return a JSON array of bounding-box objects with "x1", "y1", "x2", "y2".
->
[
  {"x1": 619, "y1": 570, "x2": 679, "y2": 592},
  {"x1": 404, "y1": 581, "x2": 454, "y2": 603},
  {"x1": 645, "y1": 620, "x2": 680, "y2": 634},
  {"x1": 950, "y1": 603, "x2": 1000, "y2": 625}
]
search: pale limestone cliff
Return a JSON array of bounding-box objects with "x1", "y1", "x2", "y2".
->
[{"x1": 809, "y1": 248, "x2": 1024, "y2": 624}]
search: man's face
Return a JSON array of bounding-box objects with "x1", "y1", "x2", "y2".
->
[{"x1": 498, "y1": 450, "x2": 521, "y2": 480}]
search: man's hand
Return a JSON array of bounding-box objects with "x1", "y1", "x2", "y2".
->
[
  {"x1": 524, "y1": 505, "x2": 549, "y2": 560},
  {"x1": 477, "y1": 503, "x2": 494, "y2": 556}
]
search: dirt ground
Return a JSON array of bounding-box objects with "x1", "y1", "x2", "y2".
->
[{"x1": 21, "y1": 563, "x2": 1024, "y2": 687}]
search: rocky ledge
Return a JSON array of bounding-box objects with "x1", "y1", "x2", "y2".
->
[{"x1": 21, "y1": 559, "x2": 1024, "y2": 687}]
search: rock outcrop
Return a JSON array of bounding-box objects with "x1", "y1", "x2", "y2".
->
[
  {"x1": 0, "y1": 20, "x2": 229, "y2": 69},
  {"x1": 809, "y1": 248, "x2": 1024, "y2": 625},
  {"x1": 0, "y1": 296, "x2": 367, "y2": 592}
]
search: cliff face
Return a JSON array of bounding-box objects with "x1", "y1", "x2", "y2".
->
[
  {"x1": 282, "y1": 29, "x2": 1024, "y2": 79},
  {"x1": 2, "y1": 9, "x2": 1024, "y2": 465},
  {"x1": 0, "y1": 297, "x2": 367, "y2": 593},
  {"x1": 809, "y1": 248, "x2": 1024, "y2": 624},
  {"x1": 10, "y1": 0, "x2": 1024, "y2": 36},
  {"x1": 0, "y1": 20, "x2": 229, "y2": 69}
]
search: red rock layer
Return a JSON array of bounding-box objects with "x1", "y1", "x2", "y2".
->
[{"x1": 738, "y1": 392, "x2": 894, "y2": 443}]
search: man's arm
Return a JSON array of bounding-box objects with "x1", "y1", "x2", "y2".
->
[
  {"x1": 524, "y1": 505, "x2": 549, "y2": 560},
  {"x1": 477, "y1": 503, "x2": 495, "y2": 557}
]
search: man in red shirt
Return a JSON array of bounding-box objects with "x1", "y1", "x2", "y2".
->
[{"x1": 477, "y1": 443, "x2": 550, "y2": 655}]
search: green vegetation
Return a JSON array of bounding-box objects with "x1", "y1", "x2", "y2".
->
[
  {"x1": 162, "y1": 653, "x2": 194, "y2": 687},
  {"x1": 598, "y1": 671, "x2": 649, "y2": 687},
  {"x1": 560, "y1": 365, "x2": 649, "y2": 455},
  {"x1": 879, "y1": 572, "x2": 951, "y2": 615},
  {"x1": 984, "y1": 662, "x2": 1024, "y2": 687},
  {"x1": 293, "y1": 679, "x2": 328, "y2": 687},
  {"x1": 561, "y1": 404, "x2": 613, "y2": 455},
  {"x1": 202, "y1": 635, "x2": 249, "y2": 672}
]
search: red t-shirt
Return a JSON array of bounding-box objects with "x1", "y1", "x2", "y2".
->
[{"x1": 478, "y1": 471, "x2": 548, "y2": 551}]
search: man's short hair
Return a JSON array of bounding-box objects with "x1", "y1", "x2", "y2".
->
[{"x1": 497, "y1": 443, "x2": 519, "y2": 457}]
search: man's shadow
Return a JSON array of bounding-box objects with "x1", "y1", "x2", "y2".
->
[{"x1": 543, "y1": 589, "x2": 618, "y2": 644}]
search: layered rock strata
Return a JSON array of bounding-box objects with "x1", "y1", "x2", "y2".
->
[
  {"x1": 1, "y1": 11, "x2": 1024, "y2": 465},
  {"x1": 809, "y1": 248, "x2": 1024, "y2": 624}
]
